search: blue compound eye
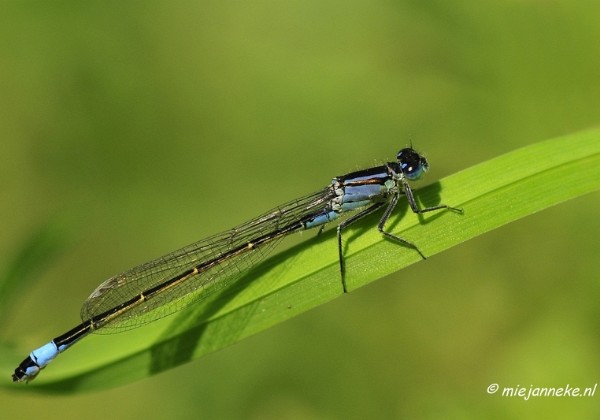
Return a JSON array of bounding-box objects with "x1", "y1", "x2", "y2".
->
[{"x1": 397, "y1": 148, "x2": 429, "y2": 180}]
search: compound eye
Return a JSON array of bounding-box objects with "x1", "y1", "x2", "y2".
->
[{"x1": 396, "y1": 148, "x2": 429, "y2": 180}]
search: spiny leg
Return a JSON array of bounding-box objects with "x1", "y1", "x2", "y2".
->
[
  {"x1": 377, "y1": 192, "x2": 426, "y2": 259},
  {"x1": 402, "y1": 178, "x2": 463, "y2": 215},
  {"x1": 337, "y1": 202, "x2": 385, "y2": 293},
  {"x1": 338, "y1": 184, "x2": 462, "y2": 293},
  {"x1": 378, "y1": 181, "x2": 463, "y2": 259}
]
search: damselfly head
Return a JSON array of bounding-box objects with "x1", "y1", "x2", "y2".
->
[{"x1": 397, "y1": 148, "x2": 429, "y2": 180}]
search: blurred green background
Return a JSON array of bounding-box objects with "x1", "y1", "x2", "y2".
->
[{"x1": 1, "y1": 1, "x2": 599, "y2": 419}]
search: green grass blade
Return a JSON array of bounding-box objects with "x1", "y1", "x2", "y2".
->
[{"x1": 3, "y1": 129, "x2": 599, "y2": 393}]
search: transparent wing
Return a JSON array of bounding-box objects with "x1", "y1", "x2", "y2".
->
[{"x1": 80, "y1": 187, "x2": 336, "y2": 333}]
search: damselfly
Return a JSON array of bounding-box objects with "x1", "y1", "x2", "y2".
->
[{"x1": 12, "y1": 147, "x2": 462, "y2": 382}]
